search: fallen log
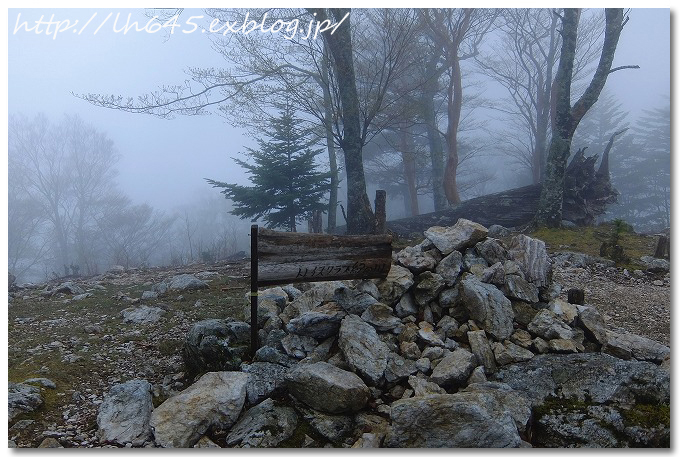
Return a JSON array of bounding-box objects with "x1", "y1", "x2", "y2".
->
[{"x1": 386, "y1": 146, "x2": 618, "y2": 237}]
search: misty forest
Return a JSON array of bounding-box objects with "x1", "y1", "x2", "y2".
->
[{"x1": 8, "y1": 8, "x2": 671, "y2": 449}]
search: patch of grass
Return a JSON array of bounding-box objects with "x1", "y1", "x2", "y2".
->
[{"x1": 530, "y1": 222, "x2": 657, "y2": 269}]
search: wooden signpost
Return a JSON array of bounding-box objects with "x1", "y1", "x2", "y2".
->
[{"x1": 249, "y1": 224, "x2": 393, "y2": 356}]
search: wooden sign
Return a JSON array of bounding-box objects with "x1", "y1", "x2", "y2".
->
[{"x1": 249, "y1": 224, "x2": 393, "y2": 355}]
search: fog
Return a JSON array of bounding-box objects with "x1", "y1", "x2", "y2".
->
[{"x1": 7, "y1": 8, "x2": 671, "y2": 282}]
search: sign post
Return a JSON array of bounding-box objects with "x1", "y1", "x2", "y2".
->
[{"x1": 249, "y1": 225, "x2": 392, "y2": 357}]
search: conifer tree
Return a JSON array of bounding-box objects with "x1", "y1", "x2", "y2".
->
[{"x1": 207, "y1": 105, "x2": 330, "y2": 232}]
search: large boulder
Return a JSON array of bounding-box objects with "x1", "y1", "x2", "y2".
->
[
  {"x1": 182, "y1": 319, "x2": 248, "y2": 377},
  {"x1": 168, "y1": 274, "x2": 209, "y2": 291},
  {"x1": 384, "y1": 393, "x2": 522, "y2": 447},
  {"x1": 459, "y1": 277, "x2": 514, "y2": 340},
  {"x1": 527, "y1": 310, "x2": 574, "y2": 340},
  {"x1": 240, "y1": 362, "x2": 289, "y2": 405},
  {"x1": 286, "y1": 303, "x2": 345, "y2": 340},
  {"x1": 120, "y1": 305, "x2": 165, "y2": 325},
  {"x1": 375, "y1": 265, "x2": 414, "y2": 306},
  {"x1": 8, "y1": 382, "x2": 43, "y2": 422},
  {"x1": 507, "y1": 235, "x2": 552, "y2": 288},
  {"x1": 150, "y1": 371, "x2": 248, "y2": 448},
  {"x1": 396, "y1": 245, "x2": 437, "y2": 274},
  {"x1": 281, "y1": 282, "x2": 342, "y2": 323},
  {"x1": 338, "y1": 315, "x2": 390, "y2": 385},
  {"x1": 435, "y1": 251, "x2": 464, "y2": 286},
  {"x1": 576, "y1": 305, "x2": 608, "y2": 346},
  {"x1": 285, "y1": 362, "x2": 370, "y2": 414},
  {"x1": 225, "y1": 398, "x2": 298, "y2": 448},
  {"x1": 429, "y1": 348, "x2": 477, "y2": 388},
  {"x1": 332, "y1": 284, "x2": 379, "y2": 316},
  {"x1": 424, "y1": 219, "x2": 489, "y2": 255},
  {"x1": 603, "y1": 330, "x2": 670, "y2": 363},
  {"x1": 97, "y1": 380, "x2": 153, "y2": 446}
]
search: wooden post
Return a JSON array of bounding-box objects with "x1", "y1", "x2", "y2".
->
[
  {"x1": 375, "y1": 190, "x2": 386, "y2": 234},
  {"x1": 250, "y1": 224, "x2": 259, "y2": 358}
]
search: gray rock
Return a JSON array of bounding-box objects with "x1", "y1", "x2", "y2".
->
[
  {"x1": 285, "y1": 362, "x2": 370, "y2": 414},
  {"x1": 332, "y1": 284, "x2": 378, "y2": 315},
  {"x1": 460, "y1": 277, "x2": 514, "y2": 340},
  {"x1": 281, "y1": 285, "x2": 303, "y2": 301},
  {"x1": 527, "y1": 310, "x2": 574, "y2": 340},
  {"x1": 37, "y1": 437, "x2": 63, "y2": 448},
  {"x1": 415, "y1": 357, "x2": 431, "y2": 373},
  {"x1": 576, "y1": 305, "x2": 608, "y2": 346},
  {"x1": 417, "y1": 322, "x2": 445, "y2": 347},
  {"x1": 488, "y1": 224, "x2": 511, "y2": 238},
  {"x1": 258, "y1": 287, "x2": 289, "y2": 311},
  {"x1": 639, "y1": 256, "x2": 670, "y2": 273},
  {"x1": 467, "y1": 366, "x2": 487, "y2": 384},
  {"x1": 492, "y1": 341, "x2": 535, "y2": 365},
  {"x1": 121, "y1": 305, "x2": 165, "y2": 325},
  {"x1": 168, "y1": 274, "x2": 209, "y2": 291},
  {"x1": 394, "y1": 293, "x2": 418, "y2": 318},
  {"x1": 400, "y1": 341, "x2": 421, "y2": 360},
  {"x1": 438, "y1": 287, "x2": 460, "y2": 308},
  {"x1": 507, "y1": 235, "x2": 552, "y2": 288},
  {"x1": 52, "y1": 281, "x2": 85, "y2": 295},
  {"x1": 141, "y1": 291, "x2": 158, "y2": 300},
  {"x1": 240, "y1": 362, "x2": 289, "y2": 405},
  {"x1": 435, "y1": 315, "x2": 459, "y2": 340},
  {"x1": 8, "y1": 382, "x2": 43, "y2": 421},
  {"x1": 467, "y1": 330, "x2": 497, "y2": 374},
  {"x1": 551, "y1": 251, "x2": 615, "y2": 268},
  {"x1": 435, "y1": 251, "x2": 464, "y2": 286},
  {"x1": 281, "y1": 333, "x2": 318, "y2": 359},
  {"x1": 23, "y1": 378, "x2": 56, "y2": 389},
  {"x1": 296, "y1": 405, "x2": 354, "y2": 443},
  {"x1": 182, "y1": 319, "x2": 247, "y2": 376},
  {"x1": 356, "y1": 280, "x2": 381, "y2": 300},
  {"x1": 286, "y1": 303, "x2": 345, "y2": 340},
  {"x1": 492, "y1": 353, "x2": 670, "y2": 408},
  {"x1": 547, "y1": 298, "x2": 579, "y2": 325},
  {"x1": 385, "y1": 393, "x2": 521, "y2": 447},
  {"x1": 463, "y1": 248, "x2": 489, "y2": 271},
  {"x1": 475, "y1": 238, "x2": 509, "y2": 266},
  {"x1": 375, "y1": 265, "x2": 414, "y2": 306},
  {"x1": 509, "y1": 329, "x2": 533, "y2": 349},
  {"x1": 226, "y1": 398, "x2": 297, "y2": 448},
  {"x1": 396, "y1": 245, "x2": 437, "y2": 273},
  {"x1": 413, "y1": 271, "x2": 446, "y2": 306},
  {"x1": 97, "y1": 380, "x2": 153, "y2": 446},
  {"x1": 548, "y1": 338, "x2": 579, "y2": 354},
  {"x1": 193, "y1": 436, "x2": 221, "y2": 448},
  {"x1": 603, "y1": 330, "x2": 670, "y2": 363},
  {"x1": 424, "y1": 219, "x2": 489, "y2": 255},
  {"x1": 461, "y1": 382, "x2": 532, "y2": 433},
  {"x1": 253, "y1": 346, "x2": 296, "y2": 368},
  {"x1": 361, "y1": 303, "x2": 401, "y2": 331},
  {"x1": 429, "y1": 348, "x2": 477, "y2": 388},
  {"x1": 338, "y1": 315, "x2": 390, "y2": 385},
  {"x1": 503, "y1": 274, "x2": 539, "y2": 303},
  {"x1": 408, "y1": 375, "x2": 445, "y2": 396},
  {"x1": 281, "y1": 281, "x2": 342, "y2": 323},
  {"x1": 511, "y1": 301, "x2": 539, "y2": 327},
  {"x1": 150, "y1": 371, "x2": 248, "y2": 448},
  {"x1": 384, "y1": 353, "x2": 418, "y2": 383},
  {"x1": 481, "y1": 262, "x2": 506, "y2": 286}
]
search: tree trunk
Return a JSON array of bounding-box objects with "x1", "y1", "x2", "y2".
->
[
  {"x1": 322, "y1": 46, "x2": 339, "y2": 233},
  {"x1": 421, "y1": 54, "x2": 447, "y2": 211},
  {"x1": 535, "y1": 9, "x2": 625, "y2": 227},
  {"x1": 400, "y1": 123, "x2": 419, "y2": 216},
  {"x1": 443, "y1": 55, "x2": 463, "y2": 204},
  {"x1": 312, "y1": 8, "x2": 376, "y2": 234}
]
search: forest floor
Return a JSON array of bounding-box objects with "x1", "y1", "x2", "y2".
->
[{"x1": 7, "y1": 226, "x2": 670, "y2": 447}]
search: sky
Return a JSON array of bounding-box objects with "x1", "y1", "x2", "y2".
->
[{"x1": 6, "y1": 7, "x2": 673, "y2": 212}]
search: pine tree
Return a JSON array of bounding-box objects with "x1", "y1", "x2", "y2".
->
[
  {"x1": 610, "y1": 100, "x2": 670, "y2": 231},
  {"x1": 207, "y1": 106, "x2": 330, "y2": 232}
]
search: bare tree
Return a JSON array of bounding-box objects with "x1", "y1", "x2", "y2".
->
[
  {"x1": 420, "y1": 8, "x2": 497, "y2": 205},
  {"x1": 535, "y1": 8, "x2": 636, "y2": 227},
  {"x1": 478, "y1": 9, "x2": 605, "y2": 184}
]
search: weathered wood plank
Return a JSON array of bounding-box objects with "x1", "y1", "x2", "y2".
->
[{"x1": 256, "y1": 227, "x2": 393, "y2": 285}]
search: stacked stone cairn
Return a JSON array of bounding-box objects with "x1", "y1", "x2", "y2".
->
[{"x1": 97, "y1": 219, "x2": 670, "y2": 448}]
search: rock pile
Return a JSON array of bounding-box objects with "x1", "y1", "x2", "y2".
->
[{"x1": 96, "y1": 219, "x2": 670, "y2": 448}]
